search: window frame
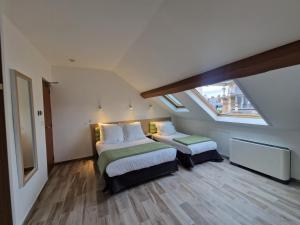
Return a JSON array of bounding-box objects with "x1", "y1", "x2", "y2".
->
[
  {"x1": 185, "y1": 79, "x2": 269, "y2": 126},
  {"x1": 159, "y1": 95, "x2": 189, "y2": 113},
  {"x1": 192, "y1": 82, "x2": 261, "y2": 119},
  {"x1": 163, "y1": 94, "x2": 185, "y2": 109}
]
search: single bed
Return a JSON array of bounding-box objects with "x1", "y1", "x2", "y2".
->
[
  {"x1": 151, "y1": 122, "x2": 223, "y2": 168},
  {"x1": 91, "y1": 118, "x2": 178, "y2": 194}
]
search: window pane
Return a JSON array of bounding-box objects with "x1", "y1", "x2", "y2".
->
[
  {"x1": 195, "y1": 80, "x2": 260, "y2": 117},
  {"x1": 164, "y1": 94, "x2": 184, "y2": 108}
]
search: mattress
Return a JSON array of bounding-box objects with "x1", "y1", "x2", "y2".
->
[
  {"x1": 153, "y1": 132, "x2": 217, "y2": 155},
  {"x1": 96, "y1": 138, "x2": 176, "y2": 177}
]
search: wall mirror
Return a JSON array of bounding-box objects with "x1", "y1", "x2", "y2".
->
[{"x1": 10, "y1": 70, "x2": 38, "y2": 187}]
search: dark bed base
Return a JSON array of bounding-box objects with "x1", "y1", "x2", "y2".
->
[
  {"x1": 177, "y1": 150, "x2": 223, "y2": 168},
  {"x1": 104, "y1": 160, "x2": 178, "y2": 194}
]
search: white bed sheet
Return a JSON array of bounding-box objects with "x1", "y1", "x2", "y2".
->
[
  {"x1": 153, "y1": 132, "x2": 217, "y2": 155},
  {"x1": 96, "y1": 138, "x2": 176, "y2": 177}
]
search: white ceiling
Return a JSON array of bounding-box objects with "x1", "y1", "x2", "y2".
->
[
  {"x1": 237, "y1": 66, "x2": 300, "y2": 130},
  {"x1": 115, "y1": 0, "x2": 300, "y2": 91},
  {"x1": 4, "y1": 0, "x2": 300, "y2": 92},
  {"x1": 4, "y1": 0, "x2": 164, "y2": 70}
]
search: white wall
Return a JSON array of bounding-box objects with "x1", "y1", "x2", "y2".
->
[
  {"x1": 173, "y1": 117, "x2": 300, "y2": 180},
  {"x1": 0, "y1": 0, "x2": 4, "y2": 13},
  {"x1": 51, "y1": 66, "x2": 170, "y2": 162},
  {"x1": 1, "y1": 16, "x2": 52, "y2": 225}
]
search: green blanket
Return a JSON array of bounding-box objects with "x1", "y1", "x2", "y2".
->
[
  {"x1": 97, "y1": 142, "x2": 172, "y2": 175},
  {"x1": 173, "y1": 135, "x2": 211, "y2": 146}
]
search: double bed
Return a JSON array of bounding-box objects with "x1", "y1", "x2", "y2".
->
[
  {"x1": 91, "y1": 118, "x2": 178, "y2": 194},
  {"x1": 96, "y1": 138, "x2": 176, "y2": 177}
]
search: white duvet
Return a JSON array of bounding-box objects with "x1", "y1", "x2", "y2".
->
[
  {"x1": 96, "y1": 138, "x2": 176, "y2": 177},
  {"x1": 153, "y1": 132, "x2": 217, "y2": 155}
]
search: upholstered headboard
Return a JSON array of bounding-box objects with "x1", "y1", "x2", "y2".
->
[{"x1": 90, "y1": 117, "x2": 171, "y2": 156}]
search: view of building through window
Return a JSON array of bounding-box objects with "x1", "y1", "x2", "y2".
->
[{"x1": 194, "y1": 80, "x2": 261, "y2": 117}]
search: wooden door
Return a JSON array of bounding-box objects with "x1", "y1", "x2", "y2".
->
[
  {"x1": 43, "y1": 80, "x2": 54, "y2": 174},
  {"x1": 0, "y1": 38, "x2": 13, "y2": 225}
]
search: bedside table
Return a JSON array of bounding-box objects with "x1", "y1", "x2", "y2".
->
[{"x1": 145, "y1": 133, "x2": 153, "y2": 139}]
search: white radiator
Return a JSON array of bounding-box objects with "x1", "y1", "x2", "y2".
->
[{"x1": 230, "y1": 138, "x2": 290, "y2": 182}]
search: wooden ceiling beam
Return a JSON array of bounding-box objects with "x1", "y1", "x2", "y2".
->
[{"x1": 141, "y1": 40, "x2": 300, "y2": 98}]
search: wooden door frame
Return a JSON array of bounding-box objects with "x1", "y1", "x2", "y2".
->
[
  {"x1": 0, "y1": 36, "x2": 13, "y2": 225},
  {"x1": 42, "y1": 79, "x2": 54, "y2": 174}
]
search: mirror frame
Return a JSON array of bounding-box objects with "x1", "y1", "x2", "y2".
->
[{"x1": 10, "y1": 70, "x2": 38, "y2": 187}]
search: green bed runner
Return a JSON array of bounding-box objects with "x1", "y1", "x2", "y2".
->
[
  {"x1": 173, "y1": 135, "x2": 211, "y2": 146},
  {"x1": 97, "y1": 142, "x2": 172, "y2": 175}
]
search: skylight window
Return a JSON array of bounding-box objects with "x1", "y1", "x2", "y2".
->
[
  {"x1": 163, "y1": 94, "x2": 185, "y2": 109},
  {"x1": 194, "y1": 80, "x2": 261, "y2": 117},
  {"x1": 186, "y1": 80, "x2": 267, "y2": 125},
  {"x1": 160, "y1": 94, "x2": 189, "y2": 112}
]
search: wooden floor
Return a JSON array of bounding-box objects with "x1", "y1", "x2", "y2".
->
[{"x1": 26, "y1": 159, "x2": 300, "y2": 225}]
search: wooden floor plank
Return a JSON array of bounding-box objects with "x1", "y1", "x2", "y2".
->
[{"x1": 25, "y1": 159, "x2": 300, "y2": 225}]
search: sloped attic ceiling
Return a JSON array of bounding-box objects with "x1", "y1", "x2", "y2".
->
[
  {"x1": 3, "y1": 0, "x2": 165, "y2": 70},
  {"x1": 237, "y1": 65, "x2": 300, "y2": 130},
  {"x1": 4, "y1": 0, "x2": 300, "y2": 92},
  {"x1": 154, "y1": 65, "x2": 300, "y2": 130},
  {"x1": 3, "y1": 1, "x2": 300, "y2": 130},
  {"x1": 114, "y1": 0, "x2": 300, "y2": 91}
]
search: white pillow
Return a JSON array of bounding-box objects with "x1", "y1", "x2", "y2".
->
[
  {"x1": 123, "y1": 122, "x2": 146, "y2": 141},
  {"x1": 99, "y1": 124, "x2": 124, "y2": 144},
  {"x1": 156, "y1": 121, "x2": 176, "y2": 136}
]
